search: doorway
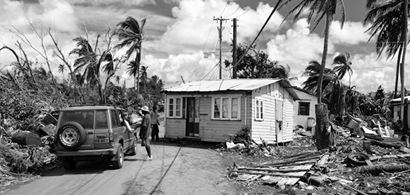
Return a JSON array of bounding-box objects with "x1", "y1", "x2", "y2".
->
[
  {"x1": 276, "y1": 99, "x2": 284, "y2": 143},
  {"x1": 186, "y1": 97, "x2": 199, "y2": 137}
]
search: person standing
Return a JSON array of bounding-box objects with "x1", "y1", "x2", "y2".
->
[
  {"x1": 151, "y1": 105, "x2": 160, "y2": 142},
  {"x1": 139, "y1": 106, "x2": 152, "y2": 160}
]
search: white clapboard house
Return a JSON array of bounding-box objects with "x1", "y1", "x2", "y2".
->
[{"x1": 162, "y1": 79, "x2": 299, "y2": 144}]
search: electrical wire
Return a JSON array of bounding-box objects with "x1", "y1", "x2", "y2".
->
[
  {"x1": 200, "y1": 63, "x2": 219, "y2": 80},
  {"x1": 226, "y1": 6, "x2": 241, "y2": 18},
  {"x1": 191, "y1": 22, "x2": 216, "y2": 79},
  {"x1": 228, "y1": 0, "x2": 283, "y2": 70},
  {"x1": 236, "y1": 8, "x2": 251, "y2": 18},
  {"x1": 220, "y1": 2, "x2": 228, "y2": 16}
]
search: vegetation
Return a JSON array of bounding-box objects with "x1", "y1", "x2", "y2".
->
[{"x1": 224, "y1": 44, "x2": 294, "y2": 80}]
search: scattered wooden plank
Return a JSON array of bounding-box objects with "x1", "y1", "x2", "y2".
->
[
  {"x1": 232, "y1": 170, "x2": 307, "y2": 178},
  {"x1": 261, "y1": 176, "x2": 282, "y2": 184},
  {"x1": 238, "y1": 164, "x2": 314, "y2": 173},
  {"x1": 236, "y1": 174, "x2": 261, "y2": 181},
  {"x1": 317, "y1": 154, "x2": 330, "y2": 166},
  {"x1": 365, "y1": 160, "x2": 373, "y2": 166}
]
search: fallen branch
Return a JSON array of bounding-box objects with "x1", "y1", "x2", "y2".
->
[
  {"x1": 369, "y1": 153, "x2": 410, "y2": 161},
  {"x1": 370, "y1": 140, "x2": 401, "y2": 149},
  {"x1": 358, "y1": 164, "x2": 410, "y2": 175}
]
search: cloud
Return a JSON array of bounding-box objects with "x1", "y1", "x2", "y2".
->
[
  {"x1": 348, "y1": 52, "x2": 410, "y2": 93},
  {"x1": 141, "y1": 51, "x2": 231, "y2": 83},
  {"x1": 266, "y1": 18, "x2": 334, "y2": 78},
  {"x1": 330, "y1": 21, "x2": 371, "y2": 45},
  {"x1": 68, "y1": 0, "x2": 155, "y2": 6},
  {"x1": 0, "y1": 0, "x2": 79, "y2": 33},
  {"x1": 160, "y1": 0, "x2": 283, "y2": 54}
]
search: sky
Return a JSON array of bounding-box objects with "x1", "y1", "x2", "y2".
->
[{"x1": 0, "y1": 0, "x2": 408, "y2": 93}]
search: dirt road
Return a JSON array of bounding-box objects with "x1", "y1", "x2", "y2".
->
[{"x1": 5, "y1": 143, "x2": 237, "y2": 195}]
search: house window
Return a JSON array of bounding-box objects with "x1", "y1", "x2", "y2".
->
[
  {"x1": 298, "y1": 102, "x2": 310, "y2": 116},
  {"x1": 212, "y1": 96, "x2": 241, "y2": 120},
  {"x1": 168, "y1": 97, "x2": 183, "y2": 118},
  {"x1": 255, "y1": 99, "x2": 264, "y2": 120}
]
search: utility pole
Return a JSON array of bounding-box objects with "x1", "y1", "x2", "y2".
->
[
  {"x1": 232, "y1": 18, "x2": 237, "y2": 79},
  {"x1": 214, "y1": 16, "x2": 229, "y2": 79},
  {"x1": 402, "y1": 0, "x2": 408, "y2": 145}
]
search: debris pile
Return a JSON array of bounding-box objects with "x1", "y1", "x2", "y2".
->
[
  {"x1": 0, "y1": 112, "x2": 58, "y2": 191},
  {"x1": 225, "y1": 120, "x2": 410, "y2": 194}
]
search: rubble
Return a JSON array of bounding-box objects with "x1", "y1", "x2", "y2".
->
[
  {"x1": 224, "y1": 115, "x2": 410, "y2": 194},
  {"x1": 0, "y1": 111, "x2": 59, "y2": 192}
]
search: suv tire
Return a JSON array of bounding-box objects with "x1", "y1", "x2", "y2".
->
[
  {"x1": 62, "y1": 157, "x2": 76, "y2": 170},
  {"x1": 57, "y1": 122, "x2": 87, "y2": 150},
  {"x1": 127, "y1": 140, "x2": 138, "y2": 156},
  {"x1": 112, "y1": 145, "x2": 124, "y2": 169}
]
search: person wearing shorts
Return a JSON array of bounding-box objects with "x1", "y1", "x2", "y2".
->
[{"x1": 139, "y1": 106, "x2": 152, "y2": 160}]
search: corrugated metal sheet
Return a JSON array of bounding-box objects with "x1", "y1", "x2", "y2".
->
[
  {"x1": 163, "y1": 79, "x2": 281, "y2": 92},
  {"x1": 163, "y1": 79, "x2": 299, "y2": 100}
]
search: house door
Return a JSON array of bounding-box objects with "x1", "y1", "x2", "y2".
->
[
  {"x1": 186, "y1": 97, "x2": 199, "y2": 137},
  {"x1": 276, "y1": 100, "x2": 284, "y2": 143}
]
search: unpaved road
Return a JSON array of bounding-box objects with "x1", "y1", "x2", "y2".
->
[{"x1": 5, "y1": 143, "x2": 237, "y2": 195}]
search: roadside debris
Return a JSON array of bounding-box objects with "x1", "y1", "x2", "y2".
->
[
  {"x1": 225, "y1": 116, "x2": 410, "y2": 194},
  {"x1": 1, "y1": 110, "x2": 59, "y2": 192}
]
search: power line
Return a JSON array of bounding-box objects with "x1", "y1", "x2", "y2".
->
[
  {"x1": 201, "y1": 63, "x2": 219, "y2": 80},
  {"x1": 220, "y1": 2, "x2": 228, "y2": 16},
  {"x1": 236, "y1": 8, "x2": 251, "y2": 18},
  {"x1": 226, "y1": 7, "x2": 241, "y2": 18},
  {"x1": 228, "y1": 0, "x2": 283, "y2": 70},
  {"x1": 191, "y1": 22, "x2": 215, "y2": 79}
]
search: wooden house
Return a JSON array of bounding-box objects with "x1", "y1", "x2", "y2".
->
[
  {"x1": 162, "y1": 79, "x2": 299, "y2": 144},
  {"x1": 391, "y1": 96, "x2": 410, "y2": 125},
  {"x1": 292, "y1": 87, "x2": 317, "y2": 131}
]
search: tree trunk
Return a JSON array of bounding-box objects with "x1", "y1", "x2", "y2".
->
[
  {"x1": 317, "y1": 13, "x2": 331, "y2": 103},
  {"x1": 315, "y1": 12, "x2": 332, "y2": 150},
  {"x1": 394, "y1": 47, "x2": 402, "y2": 98},
  {"x1": 315, "y1": 104, "x2": 332, "y2": 150}
]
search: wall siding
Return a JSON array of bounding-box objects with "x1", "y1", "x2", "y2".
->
[
  {"x1": 251, "y1": 83, "x2": 294, "y2": 144},
  {"x1": 165, "y1": 93, "x2": 251, "y2": 142},
  {"x1": 293, "y1": 90, "x2": 317, "y2": 128},
  {"x1": 164, "y1": 83, "x2": 295, "y2": 144}
]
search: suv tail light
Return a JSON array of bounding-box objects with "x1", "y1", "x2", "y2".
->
[{"x1": 108, "y1": 129, "x2": 114, "y2": 142}]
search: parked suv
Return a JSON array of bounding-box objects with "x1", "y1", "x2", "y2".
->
[{"x1": 54, "y1": 106, "x2": 137, "y2": 170}]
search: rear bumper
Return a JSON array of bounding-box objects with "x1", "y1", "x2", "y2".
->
[{"x1": 55, "y1": 146, "x2": 119, "y2": 157}]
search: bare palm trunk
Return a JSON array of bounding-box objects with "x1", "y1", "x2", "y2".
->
[
  {"x1": 395, "y1": 47, "x2": 403, "y2": 98},
  {"x1": 315, "y1": 12, "x2": 332, "y2": 150}
]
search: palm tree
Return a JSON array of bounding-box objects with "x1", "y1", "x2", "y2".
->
[
  {"x1": 282, "y1": 0, "x2": 346, "y2": 150},
  {"x1": 139, "y1": 66, "x2": 148, "y2": 94},
  {"x1": 332, "y1": 52, "x2": 353, "y2": 87},
  {"x1": 70, "y1": 36, "x2": 113, "y2": 104},
  {"x1": 283, "y1": 0, "x2": 346, "y2": 103},
  {"x1": 115, "y1": 17, "x2": 146, "y2": 99},
  {"x1": 365, "y1": 0, "x2": 407, "y2": 99}
]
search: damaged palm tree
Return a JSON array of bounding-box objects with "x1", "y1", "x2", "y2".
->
[{"x1": 282, "y1": 0, "x2": 346, "y2": 150}]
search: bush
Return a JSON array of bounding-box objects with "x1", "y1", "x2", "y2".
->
[{"x1": 233, "y1": 126, "x2": 251, "y2": 146}]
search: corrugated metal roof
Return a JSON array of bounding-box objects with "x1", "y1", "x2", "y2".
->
[
  {"x1": 163, "y1": 79, "x2": 281, "y2": 92},
  {"x1": 163, "y1": 79, "x2": 300, "y2": 100},
  {"x1": 391, "y1": 96, "x2": 410, "y2": 103}
]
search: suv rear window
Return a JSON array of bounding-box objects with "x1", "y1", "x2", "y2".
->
[
  {"x1": 96, "y1": 110, "x2": 108, "y2": 129},
  {"x1": 60, "y1": 110, "x2": 94, "y2": 129}
]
